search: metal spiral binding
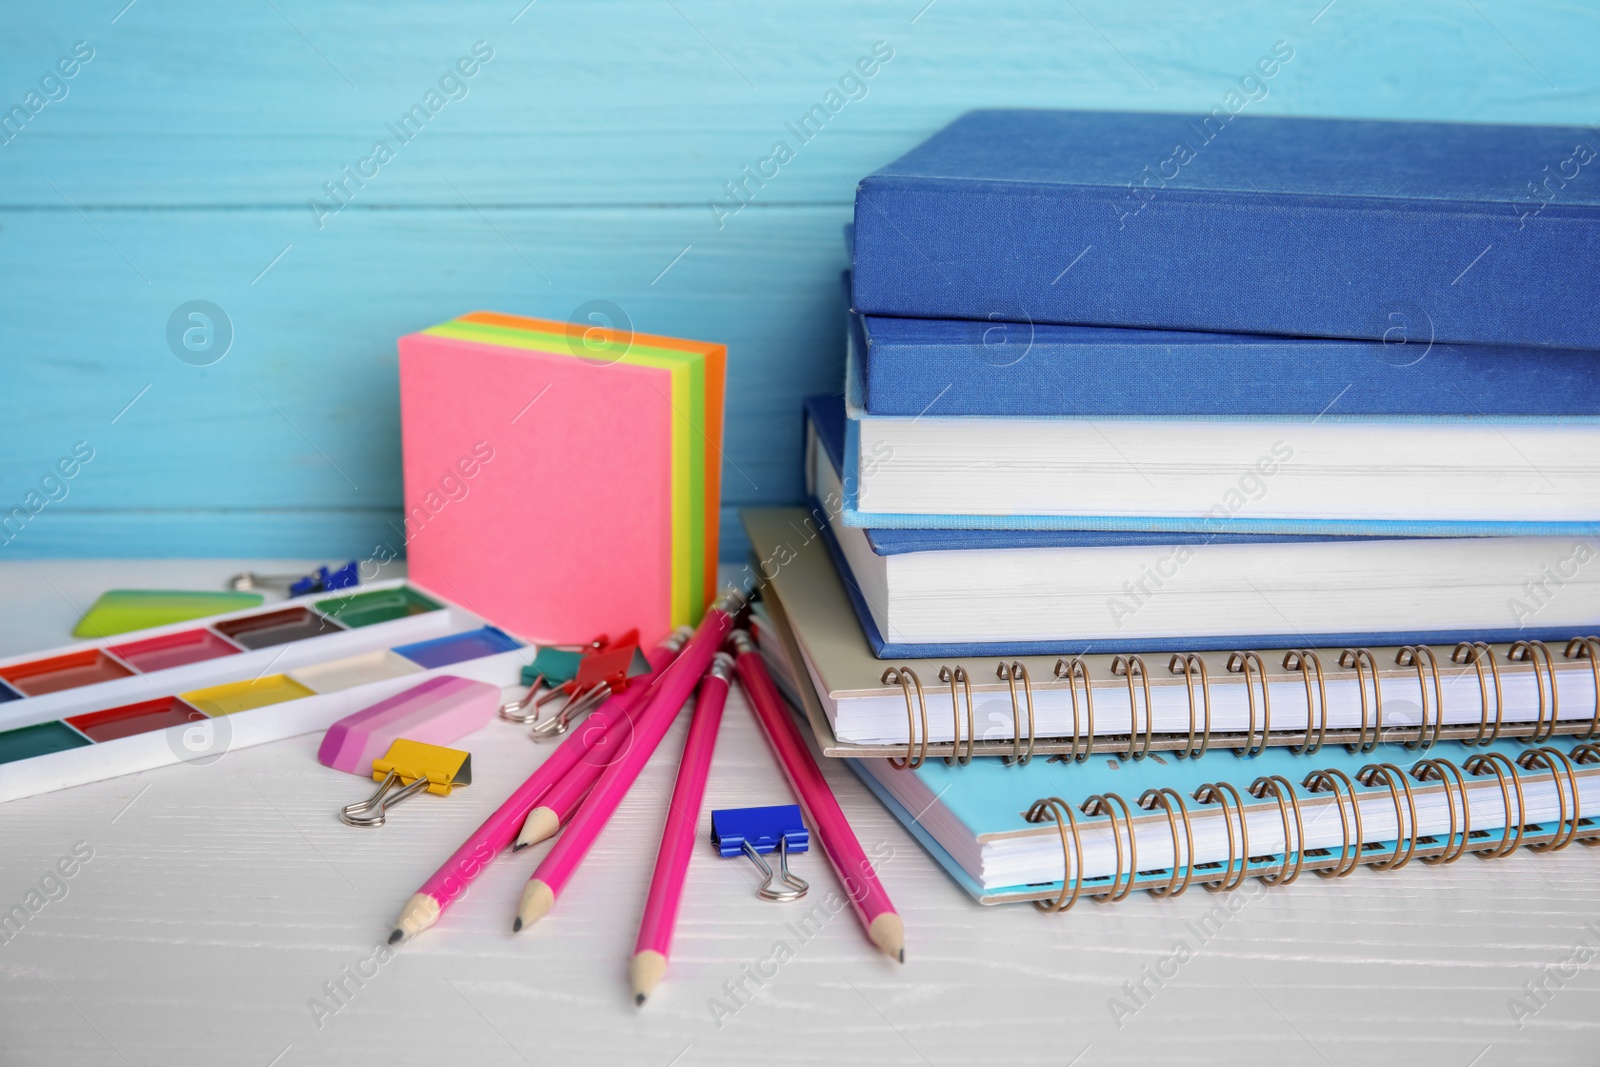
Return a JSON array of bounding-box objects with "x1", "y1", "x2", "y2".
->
[
  {"x1": 1517, "y1": 747, "x2": 1583, "y2": 852},
  {"x1": 1508, "y1": 640, "x2": 1559, "y2": 744},
  {"x1": 1338, "y1": 648, "x2": 1384, "y2": 753},
  {"x1": 880, "y1": 667, "x2": 928, "y2": 770},
  {"x1": 1191, "y1": 780, "x2": 1250, "y2": 892},
  {"x1": 1462, "y1": 751, "x2": 1529, "y2": 858},
  {"x1": 938, "y1": 665, "x2": 975, "y2": 765},
  {"x1": 1226, "y1": 651, "x2": 1271, "y2": 757},
  {"x1": 1410, "y1": 757, "x2": 1472, "y2": 864},
  {"x1": 1450, "y1": 642, "x2": 1505, "y2": 746},
  {"x1": 1395, "y1": 645, "x2": 1443, "y2": 750},
  {"x1": 1562, "y1": 637, "x2": 1600, "y2": 741},
  {"x1": 1569, "y1": 742, "x2": 1600, "y2": 847},
  {"x1": 1052, "y1": 657, "x2": 1095, "y2": 763},
  {"x1": 1355, "y1": 762, "x2": 1422, "y2": 871},
  {"x1": 1167, "y1": 653, "x2": 1213, "y2": 759},
  {"x1": 1283, "y1": 649, "x2": 1329, "y2": 755},
  {"x1": 1247, "y1": 774, "x2": 1307, "y2": 886},
  {"x1": 1081, "y1": 792, "x2": 1138, "y2": 902},
  {"x1": 1137, "y1": 787, "x2": 1197, "y2": 898},
  {"x1": 1110, "y1": 655, "x2": 1155, "y2": 760},
  {"x1": 1302, "y1": 767, "x2": 1364, "y2": 878},
  {"x1": 996, "y1": 661, "x2": 1037, "y2": 765},
  {"x1": 1024, "y1": 797, "x2": 1087, "y2": 913}
]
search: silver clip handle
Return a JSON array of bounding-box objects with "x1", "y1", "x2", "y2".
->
[
  {"x1": 741, "y1": 837, "x2": 809, "y2": 903},
  {"x1": 339, "y1": 770, "x2": 432, "y2": 827}
]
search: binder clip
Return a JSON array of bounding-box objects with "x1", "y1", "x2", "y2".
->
[
  {"x1": 499, "y1": 641, "x2": 600, "y2": 723},
  {"x1": 339, "y1": 739, "x2": 471, "y2": 827},
  {"x1": 230, "y1": 561, "x2": 360, "y2": 597},
  {"x1": 711, "y1": 804, "x2": 810, "y2": 902},
  {"x1": 500, "y1": 631, "x2": 651, "y2": 736},
  {"x1": 528, "y1": 643, "x2": 639, "y2": 740}
]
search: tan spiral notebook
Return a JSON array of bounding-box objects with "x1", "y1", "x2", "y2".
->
[{"x1": 741, "y1": 508, "x2": 1600, "y2": 766}]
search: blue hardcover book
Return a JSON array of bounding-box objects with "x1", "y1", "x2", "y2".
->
[
  {"x1": 802, "y1": 396, "x2": 1600, "y2": 656},
  {"x1": 852, "y1": 308, "x2": 1600, "y2": 418},
  {"x1": 852, "y1": 109, "x2": 1600, "y2": 349},
  {"x1": 837, "y1": 309, "x2": 1600, "y2": 536}
]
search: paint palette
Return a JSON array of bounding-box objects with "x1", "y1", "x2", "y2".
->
[{"x1": 0, "y1": 579, "x2": 530, "y2": 805}]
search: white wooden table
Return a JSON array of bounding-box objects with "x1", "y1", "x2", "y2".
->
[{"x1": 2, "y1": 561, "x2": 1596, "y2": 1066}]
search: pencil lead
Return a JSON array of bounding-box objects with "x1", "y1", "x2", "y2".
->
[
  {"x1": 512, "y1": 917, "x2": 523, "y2": 932},
  {"x1": 511, "y1": 841, "x2": 528, "y2": 852},
  {"x1": 898, "y1": 948, "x2": 905, "y2": 964},
  {"x1": 635, "y1": 993, "x2": 646, "y2": 1007},
  {"x1": 388, "y1": 928, "x2": 404, "y2": 945}
]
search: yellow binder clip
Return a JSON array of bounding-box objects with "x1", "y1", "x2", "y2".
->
[{"x1": 339, "y1": 739, "x2": 472, "y2": 827}]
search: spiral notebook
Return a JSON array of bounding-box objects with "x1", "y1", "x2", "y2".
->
[
  {"x1": 740, "y1": 508, "x2": 1600, "y2": 763},
  {"x1": 751, "y1": 599, "x2": 1600, "y2": 906}
]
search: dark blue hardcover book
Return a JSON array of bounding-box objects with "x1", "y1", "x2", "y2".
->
[
  {"x1": 852, "y1": 109, "x2": 1600, "y2": 349},
  {"x1": 852, "y1": 311, "x2": 1600, "y2": 418}
]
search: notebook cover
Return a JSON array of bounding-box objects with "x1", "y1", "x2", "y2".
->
[
  {"x1": 852, "y1": 310, "x2": 1600, "y2": 418},
  {"x1": 398, "y1": 332, "x2": 675, "y2": 644},
  {"x1": 852, "y1": 109, "x2": 1600, "y2": 348}
]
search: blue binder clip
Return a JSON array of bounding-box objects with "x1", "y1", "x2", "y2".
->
[
  {"x1": 711, "y1": 804, "x2": 810, "y2": 902},
  {"x1": 232, "y1": 561, "x2": 361, "y2": 597},
  {"x1": 289, "y1": 561, "x2": 360, "y2": 597}
]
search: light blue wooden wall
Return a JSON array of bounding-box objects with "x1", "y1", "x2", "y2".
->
[{"x1": 2, "y1": 0, "x2": 1595, "y2": 561}]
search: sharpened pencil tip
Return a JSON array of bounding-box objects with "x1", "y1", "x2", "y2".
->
[
  {"x1": 512, "y1": 918, "x2": 522, "y2": 932},
  {"x1": 869, "y1": 913, "x2": 905, "y2": 964},
  {"x1": 630, "y1": 949, "x2": 667, "y2": 1004},
  {"x1": 511, "y1": 842, "x2": 527, "y2": 853},
  {"x1": 390, "y1": 893, "x2": 441, "y2": 944}
]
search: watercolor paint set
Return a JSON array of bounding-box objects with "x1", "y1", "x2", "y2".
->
[{"x1": 0, "y1": 580, "x2": 530, "y2": 804}]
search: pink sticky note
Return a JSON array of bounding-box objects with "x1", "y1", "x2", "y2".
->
[
  {"x1": 318, "y1": 675, "x2": 499, "y2": 775},
  {"x1": 397, "y1": 331, "x2": 674, "y2": 644}
]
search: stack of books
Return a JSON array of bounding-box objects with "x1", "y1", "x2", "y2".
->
[{"x1": 743, "y1": 109, "x2": 1600, "y2": 909}]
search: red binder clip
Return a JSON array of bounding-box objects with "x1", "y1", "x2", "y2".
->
[{"x1": 529, "y1": 633, "x2": 643, "y2": 740}]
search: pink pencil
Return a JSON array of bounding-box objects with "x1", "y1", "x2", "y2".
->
[
  {"x1": 630, "y1": 653, "x2": 732, "y2": 1005},
  {"x1": 388, "y1": 628, "x2": 690, "y2": 943},
  {"x1": 729, "y1": 630, "x2": 904, "y2": 962},
  {"x1": 511, "y1": 645, "x2": 683, "y2": 850},
  {"x1": 513, "y1": 595, "x2": 738, "y2": 932}
]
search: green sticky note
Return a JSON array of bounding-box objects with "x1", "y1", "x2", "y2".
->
[{"x1": 73, "y1": 590, "x2": 265, "y2": 638}]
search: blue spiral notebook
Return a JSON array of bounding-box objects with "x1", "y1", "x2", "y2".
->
[{"x1": 845, "y1": 737, "x2": 1600, "y2": 905}]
